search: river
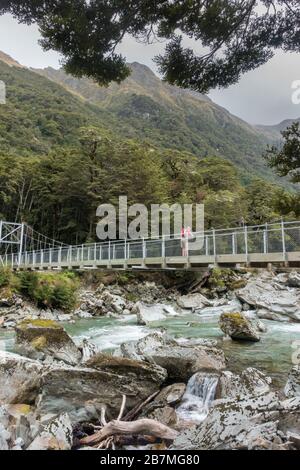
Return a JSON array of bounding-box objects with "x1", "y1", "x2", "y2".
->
[{"x1": 1, "y1": 306, "x2": 297, "y2": 389}]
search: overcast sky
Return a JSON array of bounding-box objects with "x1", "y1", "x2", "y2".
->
[{"x1": 0, "y1": 13, "x2": 299, "y2": 125}]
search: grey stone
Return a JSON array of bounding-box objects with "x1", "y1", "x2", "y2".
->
[
  {"x1": 177, "y1": 293, "x2": 211, "y2": 310},
  {"x1": 172, "y1": 392, "x2": 281, "y2": 450},
  {"x1": 216, "y1": 368, "x2": 272, "y2": 399},
  {"x1": 219, "y1": 312, "x2": 260, "y2": 342},
  {"x1": 0, "y1": 351, "x2": 44, "y2": 404},
  {"x1": 36, "y1": 355, "x2": 166, "y2": 422},
  {"x1": 15, "y1": 319, "x2": 82, "y2": 366},
  {"x1": 28, "y1": 413, "x2": 73, "y2": 450},
  {"x1": 284, "y1": 365, "x2": 300, "y2": 398}
]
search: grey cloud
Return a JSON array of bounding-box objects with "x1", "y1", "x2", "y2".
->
[{"x1": 0, "y1": 14, "x2": 299, "y2": 126}]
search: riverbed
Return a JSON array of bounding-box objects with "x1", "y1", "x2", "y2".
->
[{"x1": 1, "y1": 308, "x2": 297, "y2": 389}]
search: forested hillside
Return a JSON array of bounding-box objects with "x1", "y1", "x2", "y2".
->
[
  {"x1": 37, "y1": 62, "x2": 280, "y2": 183},
  {"x1": 0, "y1": 52, "x2": 297, "y2": 244}
]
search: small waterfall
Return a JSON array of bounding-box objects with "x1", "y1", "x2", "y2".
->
[{"x1": 176, "y1": 373, "x2": 218, "y2": 424}]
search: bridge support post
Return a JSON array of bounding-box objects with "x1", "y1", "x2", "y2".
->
[
  {"x1": 18, "y1": 223, "x2": 24, "y2": 267},
  {"x1": 59, "y1": 247, "x2": 62, "y2": 267},
  {"x1": 263, "y1": 224, "x2": 268, "y2": 254},
  {"x1": 205, "y1": 236, "x2": 209, "y2": 256},
  {"x1": 124, "y1": 239, "x2": 128, "y2": 269},
  {"x1": 108, "y1": 240, "x2": 112, "y2": 268},
  {"x1": 244, "y1": 226, "x2": 249, "y2": 266},
  {"x1": 281, "y1": 219, "x2": 288, "y2": 267},
  {"x1": 212, "y1": 229, "x2": 217, "y2": 266},
  {"x1": 162, "y1": 235, "x2": 166, "y2": 269},
  {"x1": 232, "y1": 233, "x2": 236, "y2": 255}
]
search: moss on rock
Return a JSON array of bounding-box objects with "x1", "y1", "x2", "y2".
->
[
  {"x1": 219, "y1": 312, "x2": 260, "y2": 342},
  {"x1": 18, "y1": 319, "x2": 61, "y2": 330}
]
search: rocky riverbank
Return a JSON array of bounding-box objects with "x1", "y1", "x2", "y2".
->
[
  {"x1": 0, "y1": 268, "x2": 300, "y2": 450},
  {"x1": 1, "y1": 269, "x2": 300, "y2": 330}
]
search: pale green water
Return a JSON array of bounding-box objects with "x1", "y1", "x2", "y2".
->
[{"x1": 1, "y1": 311, "x2": 299, "y2": 388}]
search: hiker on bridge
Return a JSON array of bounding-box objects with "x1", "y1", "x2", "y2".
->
[{"x1": 181, "y1": 226, "x2": 194, "y2": 256}]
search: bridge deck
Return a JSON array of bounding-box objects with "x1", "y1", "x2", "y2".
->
[
  {"x1": 14, "y1": 251, "x2": 300, "y2": 271},
  {"x1": 2, "y1": 220, "x2": 300, "y2": 271}
]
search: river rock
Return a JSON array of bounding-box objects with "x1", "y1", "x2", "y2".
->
[
  {"x1": 146, "y1": 406, "x2": 178, "y2": 427},
  {"x1": 278, "y1": 397, "x2": 300, "y2": 434},
  {"x1": 28, "y1": 413, "x2": 73, "y2": 450},
  {"x1": 76, "y1": 290, "x2": 105, "y2": 316},
  {"x1": 135, "y1": 302, "x2": 167, "y2": 325},
  {"x1": 216, "y1": 368, "x2": 272, "y2": 399},
  {"x1": 172, "y1": 392, "x2": 281, "y2": 450},
  {"x1": 284, "y1": 365, "x2": 300, "y2": 398},
  {"x1": 155, "y1": 383, "x2": 186, "y2": 406},
  {"x1": 121, "y1": 332, "x2": 225, "y2": 381},
  {"x1": 287, "y1": 272, "x2": 300, "y2": 288},
  {"x1": 84, "y1": 353, "x2": 167, "y2": 384},
  {"x1": 237, "y1": 273, "x2": 300, "y2": 322},
  {"x1": 219, "y1": 312, "x2": 260, "y2": 342},
  {"x1": 121, "y1": 331, "x2": 176, "y2": 360},
  {"x1": 146, "y1": 345, "x2": 226, "y2": 381},
  {"x1": 36, "y1": 355, "x2": 167, "y2": 422},
  {"x1": 15, "y1": 319, "x2": 82, "y2": 366},
  {"x1": 102, "y1": 291, "x2": 127, "y2": 314},
  {"x1": 79, "y1": 339, "x2": 99, "y2": 362},
  {"x1": 0, "y1": 404, "x2": 34, "y2": 450},
  {"x1": 0, "y1": 350, "x2": 44, "y2": 404},
  {"x1": 177, "y1": 293, "x2": 211, "y2": 310}
]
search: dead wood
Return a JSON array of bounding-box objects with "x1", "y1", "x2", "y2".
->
[{"x1": 80, "y1": 418, "x2": 178, "y2": 446}]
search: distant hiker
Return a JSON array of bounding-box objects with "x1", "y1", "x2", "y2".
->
[{"x1": 181, "y1": 226, "x2": 193, "y2": 256}]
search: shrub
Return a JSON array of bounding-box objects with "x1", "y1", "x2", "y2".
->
[
  {"x1": 0, "y1": 267, "x2": 13, "y2": 288},
  {"x1": 17, "y1": 271, "x2": 79, "y2": 312}
]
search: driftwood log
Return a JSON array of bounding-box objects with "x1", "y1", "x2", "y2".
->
[
  {"x1": 79, "y1": 394, "x2": 178, "y2": 449},
  {"x1": 79, "y1": 418, "x2": 178, "y2": 446}
]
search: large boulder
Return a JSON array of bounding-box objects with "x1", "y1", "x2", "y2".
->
[
  {"x1": 236, "y1": 273, "x2": 300, "y2": 322},
  {"x1": 284, "y1": 365, "x2": 300, "y2": 398},
  {"x1": 15, "y1": 319, "x2": 82, "y2": 366},
  {"x1": 134, "y1": 302, "x2": 179, "y2": 325},
  {"x1": 120, "y1": 331, "x2": 177, "y2": 361},
  {"x1": 216, "y1": 368, "x2": 272, "y2": 399},
  {"x1": 121, "y1": 332, "x2": 226, "y2": 382},
  {"x1": 219, "y1": 312, "x2": 260, "y2": 342},
  {"x1": 36, "y1": 355, "x2": 167, "y2": 422},
  {"x1": 173, "y1": 392, "x2": 282, "y2": 450},
  {"x1": 177, "y1": 293, "x2": 211, "y2": 310},
  {"x1": 0, "y1": 350, "x2": 44, "y2": 404},
  {"x1": 135, "y1": 302, "x2": 167, "y2": 325},
  {"x1": 147, "y1": 345, "x2": 225, "y2": 381},
  {"x1": 85, "y1": 353, "x2": 167, "y2": 385}
]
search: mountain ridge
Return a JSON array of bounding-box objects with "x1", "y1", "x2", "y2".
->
[{"x1": 0, "y1": 50, "x2": 292, "y2": 186}]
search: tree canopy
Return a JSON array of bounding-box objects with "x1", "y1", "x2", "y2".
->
[
  {"x1": 1, "y1": 1, "x2": 299, "y2": 92},
  {"x1": 265, "y1": 122, "x2": 300, "y2": 183}
]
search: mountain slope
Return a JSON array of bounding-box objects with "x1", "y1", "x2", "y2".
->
[
  {"x1": 0, "y1": 59, "x2": 111, "y2": 154},
  {"x1": 257, "y1": 118, "x2": 300, "y2": 141},
  {"x1": 0, "y1": 51, "x2": 285, "y2": 185},
  {"x1": 36, "y1": 62, "x2": 280, "y2": 182}
]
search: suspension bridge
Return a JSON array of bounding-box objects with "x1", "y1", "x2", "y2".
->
[{"x1": 1, "y1": 220, "x2": 300, "y2": 271}]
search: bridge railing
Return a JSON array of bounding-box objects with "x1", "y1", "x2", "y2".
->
[{"x1": 1, "y1": 220, "x2": 300, "y2": 268}]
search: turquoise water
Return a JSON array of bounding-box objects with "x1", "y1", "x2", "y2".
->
[{"x1": 1, "y1": 311, "x2": 299, "y2": 388}]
